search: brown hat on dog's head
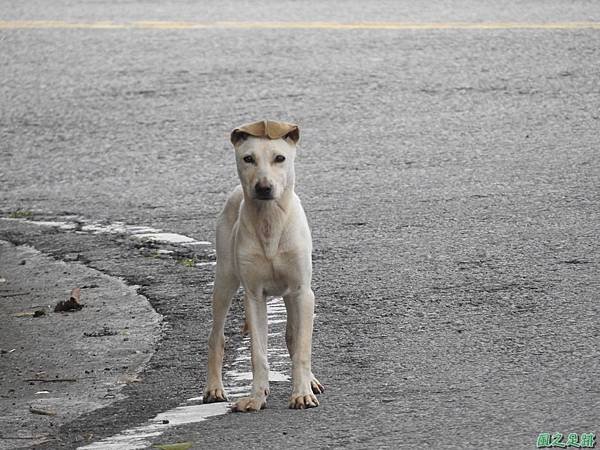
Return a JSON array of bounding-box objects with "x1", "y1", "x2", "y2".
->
[{"x1": 231, "y1": 120, "x2": 300, "y2": 146}]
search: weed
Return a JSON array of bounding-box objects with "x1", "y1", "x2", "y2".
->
[
  {"x1": 9, "y1": 210, "x2": 32, "y2": 219},
  {"x1": 179, "y1": 258, "x2": 195, "y2": 268}
]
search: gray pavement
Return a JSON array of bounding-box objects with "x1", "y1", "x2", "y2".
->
[{"x1": 1, "y1": 1, "x2": 599, "y2": 449}]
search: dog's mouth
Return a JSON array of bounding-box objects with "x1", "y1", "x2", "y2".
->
[{"x1": 254, "y1": 193, "x2": 275, "y2": 201}]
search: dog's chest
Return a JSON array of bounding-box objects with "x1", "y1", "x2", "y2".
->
[
  {"x1": 238, "y1": 249, "x2": 294, "y2": 296},
  {"x1": 257, "y1": 218, "x2": 280, "y2": 259}
]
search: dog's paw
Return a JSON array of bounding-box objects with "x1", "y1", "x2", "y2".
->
[
  {"x1": 310, "y1": 376, "x2": 324, "y2": 395},
  {"x1": 231, "y1": 396, "x2": 266, "y2": 412},
  {"x1": 203, "y1": 387, "x2": 228, "y2": 403},
  {"x1": 288, "y1": 392, "x2": 319, "y2": 409}
]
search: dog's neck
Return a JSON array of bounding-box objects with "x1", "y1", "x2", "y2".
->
[{"x1": 242, "y1": 188, "x2": 293, "y2": 259}]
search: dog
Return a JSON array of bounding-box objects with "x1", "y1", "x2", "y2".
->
[{"x1": 203, "y1": 120, "x2": 324, "y2": 412}]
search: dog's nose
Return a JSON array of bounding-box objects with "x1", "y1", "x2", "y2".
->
[{"x1": 254, "y1": 182, "x2": 273, "y2": 199}]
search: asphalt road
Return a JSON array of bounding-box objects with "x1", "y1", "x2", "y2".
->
[{"x1": 1, "y1": 1, "x2": 599, "y2": 449}]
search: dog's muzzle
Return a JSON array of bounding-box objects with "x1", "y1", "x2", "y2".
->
[{"x1": 254, "y1": 182, "x2": 274, "y2": 200}]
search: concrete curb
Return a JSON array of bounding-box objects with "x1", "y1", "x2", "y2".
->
[{"x1": 0, "y1": 240, "x2": 162, "y2": 449}]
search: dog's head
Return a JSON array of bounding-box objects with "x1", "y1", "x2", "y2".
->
[{"x1": 230, "y1": 120, "x2": 300, "y2": 201}]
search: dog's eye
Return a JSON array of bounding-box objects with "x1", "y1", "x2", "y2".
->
[
  {"x1": 243, "y1": 155, "x2": 254, "y2": 164},
  {"x1": 274, "y1": 155, "x2": 285, "y2": 163}
]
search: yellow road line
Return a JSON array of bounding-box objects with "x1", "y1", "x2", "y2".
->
[{"x1": 1, "y1": 20, "x2": 600, "y2": 30}]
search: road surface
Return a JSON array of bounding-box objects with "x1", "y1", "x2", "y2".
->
[{"x1": 1, "y1": 1, "x2": 599, "y2": 449}]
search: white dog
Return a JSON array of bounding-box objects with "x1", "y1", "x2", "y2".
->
[{"x1": 203, "y1": 120, "x2": 323, "y2": 412}]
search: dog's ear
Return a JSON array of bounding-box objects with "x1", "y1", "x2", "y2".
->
[
  {"x1": 231, "y1": 120, "x2": 300, "y2": 146},
  {"x1": 230, "y1": 129, "x2": 250, "y2": 146},
  {"x1": 282, "y1": 126, "x2": 300, "y2": 145}
]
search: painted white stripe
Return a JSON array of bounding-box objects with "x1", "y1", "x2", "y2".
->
[
  {"x1": 135, "y1": 232, "x2": 209, "y2": 245},
  {"x1": 78, "y1": 403, "x2": 230, "y2": 450},
  {"x1": 269, "y1": 318, "x2": 287, "y2": 324},
  {"x1": 227, "y1": 370, "x2": 290, "y2": 382},
  {"x1": 1, "y1": 217, "x2": 211, "y2": 246}
]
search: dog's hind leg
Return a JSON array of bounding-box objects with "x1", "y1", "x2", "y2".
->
[
  {"x1": 203, "y1": 268, "x2": 238, "y2": 403},
  {"x1": 284, "y1": 294, "x2": 297, "y2": 360}
]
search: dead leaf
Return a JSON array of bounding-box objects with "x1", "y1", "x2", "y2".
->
[
  {"x1": 54, "y1": 288, "x2": 83, "y2": 312},
  {"x1": 71, "y1": 287, "x2": 80, "y2": 302}
]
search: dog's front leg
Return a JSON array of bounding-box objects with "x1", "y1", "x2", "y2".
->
[
  {"x1": 287, "y1": 287, "x2": 319, "y2": 409},
  {"x1": 231, "y1": 292, "x2": 269, "y2": 412},
  {"x1": 204, "y1": 271, "x2": 239, "y2": 403},
  {"x1": 284, "y1": 291, "x2": 324, "y2": 399}
]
